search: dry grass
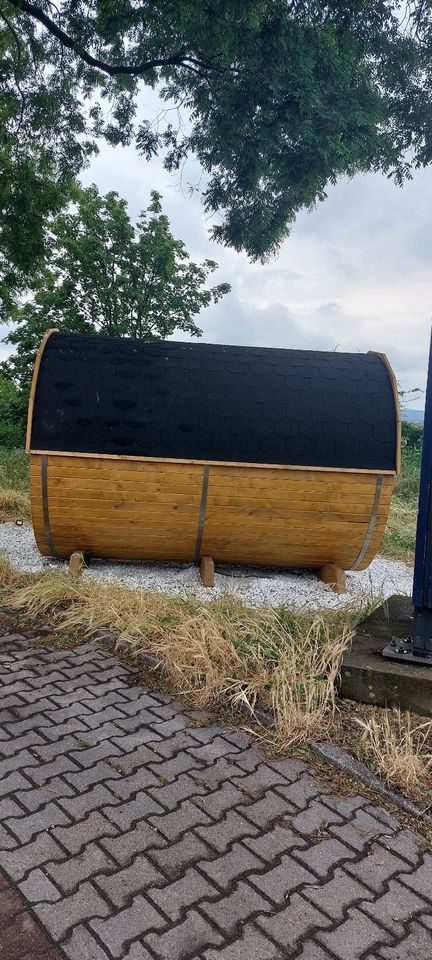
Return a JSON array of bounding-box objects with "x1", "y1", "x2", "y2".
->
[
  {"x1": 0, "y1": 488, "x2": 31, "y2": 523},
  {"x1": 1, "y1": 557, "x2": 359, "y2": 744},
  {"x1": 355, "y1": 708, "x2": 432, "y2": 791}
]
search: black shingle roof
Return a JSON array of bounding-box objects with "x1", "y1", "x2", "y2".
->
[{"x1": 29, "y1": 333, "x2": 398, "y2": 471}]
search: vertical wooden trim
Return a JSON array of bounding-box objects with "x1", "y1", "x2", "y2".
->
[
  {"x1": 369, "y1": 351, "x2": 401, "y2": 475},
  {"x1": 41, "y1": 455, "x2": 56, "y2": 557},
  {"x1": 25, "y1": 329, "x2": 59, "y2": 454},
  {"x1": 350, "y1": 475, "x2": 383, "y2": 570},
  {"x1": 194, "y1": 465, "x2": 210, "y2": 562}
]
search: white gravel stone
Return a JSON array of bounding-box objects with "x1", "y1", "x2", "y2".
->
[{"x1": 0, "y1": 522, "x2": 413, "y2": 610}]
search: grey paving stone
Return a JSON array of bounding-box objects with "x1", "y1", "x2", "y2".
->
[
  {"x1": 331, "y1": 809, "x2": 395, "y2": 852},
  {"x1": 150, "y1": 866, "x2": 218, "y2": 921},
  {"x1": 378, "y1": 830, "x2": 425, "y2": 867},
  {"x1": 362, "y1": 877, "x2": 430, "y2": 937},
  {"x1": 203, "y1": 922, "x2": 283, "y2": 959},
  {"x1": 34, "y1": 880, "x2": 111, "y2": 940},
  {"x1": 196, "y1": 809, "x2": 259, "y2": 853},
  {"x1": 96, "y1": 854, "x2": 164, "y2": 907},
  {"x1": 91, "y1": 895, "x2": 165, "y2": 958},
  {"x1": 16, "y1": 778, "x2": 76, "y2": 813},
  {"x1": 243, "y1": 822, "x2": 308, "y2": 861},
  {"x1": 377, "y1": 920, "x2": 432, "y2": 959},
  {"x1": 62, "y1": 923, "x2": 112, "y2": 960},
  {"x1": 249, "y1": 853, "x2": 316, "y2": 905},
  {"x1": 296, "y1": 837, "x2": 358, "y2": 878},
  {"x1": 149, "y1": 798, "x2": 212, "y2": 842},
  {"x1": 317, "y1": 907, "x2": 393, "y2": 959},
  {"x1": 0, "y1": 833, "x2": 66, "y2": 881},
  {"x1": 144, "y1": 908, "x2": 223, "y2": 959},
  {"x1": 149, "y1": 832, "x2": 213, "y2": 880},
  {"x1": 238, "y1": 790, "x2": 294, "y2": 828},
  {"x1": 52, "y1": 811, "x2": 118, "y2": 855},
  {"x1": 304, "y1": 866, "x2": 374, "y2": 921},
  {"x1": 45, "y1": 842, "x2": 116, "y2": 894},
  {"x1": 6, "y1": 802, "x2": 71, "y2": 844},
  {"x1": 148, "y1": 772, "x2": 207, "y2": 811},
  {"x1": 201, "y1": 879, "x2": 273, "y2": 936},
  {"x1": 401, "y1": 855, "x2": 432, "y2": 904},
  {"x1": 101, "y1": 822, "x2": 165, "y2": 866},
  {"x1": 345, "y1": 845, "x2": 412, "y2": 893},
  {"x1": 200, "y1": 842, "x2": 264, "y2": 888},
  {"x1": 18, "y1": 868, "x2": 61, "y2": 903},
  {"x1": 257, "y1": 891, "x2": 333, "y2": 948}
]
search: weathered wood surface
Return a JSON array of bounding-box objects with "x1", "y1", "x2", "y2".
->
[{"x1": 30, "y1": 454, "x2": 394, "y2": 570}]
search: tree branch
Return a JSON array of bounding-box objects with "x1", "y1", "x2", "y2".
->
[{"x1": 6, "y1": 0, "x2": 216, "y2": 76}]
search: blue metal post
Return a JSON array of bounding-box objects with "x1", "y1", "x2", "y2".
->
[{"x1": 411, "y1": 328, "x2": 432, "y2": 654}]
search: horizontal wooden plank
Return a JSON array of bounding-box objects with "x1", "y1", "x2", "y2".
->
[{"x1": 29, "y1": 449, "x2": 396, "y2": 475}]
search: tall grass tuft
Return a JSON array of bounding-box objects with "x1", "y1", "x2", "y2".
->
[{"x1": 355, "y1": 708, "x2": 432, "y2": 790}]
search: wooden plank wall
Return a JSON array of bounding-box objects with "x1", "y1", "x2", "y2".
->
[{"x1": 30, "y1": 454, "x2": 394, "y2": 570}]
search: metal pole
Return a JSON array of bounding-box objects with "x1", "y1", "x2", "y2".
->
[{"x1": 383, "y1": 327, "x2": 432, "y2": 665}]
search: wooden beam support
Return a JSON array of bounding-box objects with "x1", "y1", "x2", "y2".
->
[
  {"x1": 69, "y1": 551, "x2": 84, "y2": 577},
  {"x1": 199, "y1": 555, "x2": 215, "y2": 588},
  {"x1": 318, "y1": 563, "x2": 347, "y2": 594}
]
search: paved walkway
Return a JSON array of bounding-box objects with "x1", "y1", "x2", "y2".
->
[{"x1": 0, "y1": 629, "x2": 431, "y2": 960}]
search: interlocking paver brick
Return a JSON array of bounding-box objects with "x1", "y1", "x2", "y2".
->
[
  {"x1": 303, "y1": 866, "x2": 374, "y2": 921},
  {"x1": 399, "y1": 854, "x2": 432, "y2": 904},
  {"x1": 249, "y1": 853, "x2": 316, "y2": 905},
  {"x1": 148, "y1": 772, "x2": 207, "y2": 811},
  {"x1": 150, "y1": 867, "x2": 218, "y2": 921},
  {"x1": 45, "y1": 842, "x2": 116, "y2": 894},
  {"x1": 275, "y1": 774, "x2": 325, "y2": 809},
  {"x1": 200, "y1": 841, "x2": 264, "y2": 889},
  {"x1": 18, "y1": 868, "x2": 61, "y2": 903},
  {"x1": 361, "y1": 877, "x2": 430, "y2": 937},
  {"x1": 257, "y1": 891, "x2": 333, "y2": 948},
  {"x1": 149, "y1": 832, "x2": 213, "y2": 880},
  {"x1": 296, "y1": 836, "x2": 357, "y2": 877},
  {"x1": 187, "y1": 735, "x2": 240, "y2": 764},
  {"x1": 231, "y1": 764, "x2": 288, "y2": 798},
  {"x1": 91, "y1": 895, "x2": 165, "y2": 957},
  {"x1": 150, "y1": 798, "x2": 212, "y2": 842},
  {"x1": 144, "y1": 908, "x2": 223, "y2": 959},
  {"x1": 196, "y1": 809, "x2": 259, "y2": 853},
  {"x1": 34, "y1": 880, "x2": 111, "y2": 940},
  {"x1": 377, "y1": 920, "x2": 432, "y2": 960},
  {"x1": 0, "y1": 834, "x2": 65, "y2": 881},
  {"x1": 244, "y1": 822, "x2": 308, "y2": 861},
  {"x1": 331, "y1": 809, "x2": 395, "y2": 852},
  {"x1": 317, "y1": 907, "x2": 393, "y2": 959},
  {"x1": 62, "y1": 924, "x2": 111, "y2": 960},
  {"x1": 58, "y1": 783, "x2": 116, "y2": 819},
  {"x1": 238, "y1": 790, "x2": 294, "y2": 828},
  {"x1": 52, "y1": 811, "x2": 118, "y2": 855},
  {"x1": 101, "y1": 823, "x2": 164, "y2": 866},
  {"x1": 201, "y1": 879, "x2": 272, "y2": 935},
  {"x1": 378, "y1": 830, "x2": 425, "y2": 866},
  {"x1": 15, "y1": 777, "x2": 76, "y2": 813},
  {"x1": 6, "y1": 802, "x2": 71, "y2": 844},
  {"x1": 96, "y1": 854, "x2": 164, "y2": 907},
  {"x1": 102, "y1": 792, "x2": 164, "y2": 830},
  {"x1": 345, "y1": 845, "x2": 412, "y2": 893},
  {"x1": 203, "y1": 922, "x2": 283, "y2": 959}
]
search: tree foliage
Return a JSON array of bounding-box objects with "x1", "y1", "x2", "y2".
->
[
  {"x1": 1, "y1": 0, "x2": 432, "y2": 290},
  {"x1": 4, "y1": 184, "x2": 230, "y2": 390}
]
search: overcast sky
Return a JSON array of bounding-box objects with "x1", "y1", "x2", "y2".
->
[{"x1": 5, "y1": 91, "x2": 431, "y2": 407}]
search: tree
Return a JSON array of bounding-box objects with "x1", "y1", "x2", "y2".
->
[
  {"x1": 1, "y1": 0, "x2": 432, "y2": 291},
  {"x1": 4, "y1": 183, "x2": 230, "y2": 392}
]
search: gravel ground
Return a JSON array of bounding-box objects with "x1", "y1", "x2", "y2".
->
[{"x1": 0, "y1": 522, "x2": 413, "y2": 610}]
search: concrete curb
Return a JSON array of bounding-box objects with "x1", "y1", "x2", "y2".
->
[{"x1": 311, "y1": 741, "x2": 432, "y2": 824}]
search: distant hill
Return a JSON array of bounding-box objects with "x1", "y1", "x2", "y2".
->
[{"x1": 402, "y1": 409, "x2": 424, "y2": 424}]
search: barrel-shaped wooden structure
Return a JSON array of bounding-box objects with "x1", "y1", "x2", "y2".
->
[{"x1": 27, "y1": 331, "x2": 400, "y2": 570}]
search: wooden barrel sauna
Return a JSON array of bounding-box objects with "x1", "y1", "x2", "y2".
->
[{"x1": 27, "y1": 330, "x2": 400, "y2": 580}]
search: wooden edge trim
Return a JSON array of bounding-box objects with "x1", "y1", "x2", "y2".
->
[
  {"x1": 350, "y1": 475, "x2": 383, "y2": 570},
  {"x1": 25, "y1": 329, "x2": 59, "y2": 454},
  {"x1": 368, "y1": 350, "x2": 401, "y2": 475},
  {"x1": 28, "y1": 450, "x2": 396, "y2": 477},
  {"x1": 194, "y1": 465, "x2": 210, "y2": 562}
]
